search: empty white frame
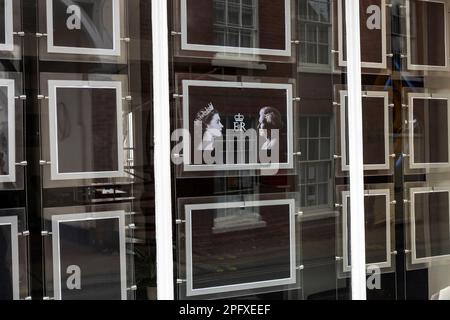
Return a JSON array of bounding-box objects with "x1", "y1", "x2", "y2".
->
[
  {"x1": 408, "y1": 93, "x2": 450, "y2": 169},
  {"x1": 342, "y1": 189, "x2": 392, "y2": 272},
  {"x1": 184, "y1": 199, "x2": 297, "y2": 297},
  {"x1": 46, "y1": 0, "x2": 121, "y2": 56},
  {"x1": 48, "y1": 80, "x2": 124, "y2": 181},
  {"x1": 182, "y1": 79, "x2": 294, "y2": 172},
  {"x1": 180, "y1": 0, "x2": 292, "y2": 56},
  {"x1": 410, "y1": 187, "x2": 450, "y2": 264},
  {"x1": 51, "y1": 210, "x2": 127, "y2": 300},
  {"x1": 337, "y1": 0, "x2": 387, "y2": 69},
  {"x1": 406, "y1": 0, "x2": 450, "y2": 71},
  {"x1": 340, "y1": 90, "x2": 390, "y2": 171},
  {"x1": 0, "y1": 0, "x2": 13, "y2": 52},
  {"x1": 0, "y1": 215, "x2": 19, "y2": 300},
  {"x1": 0, "y1": 79, "x2": 15, "y2": 183}
]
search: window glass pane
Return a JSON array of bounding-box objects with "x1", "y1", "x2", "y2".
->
[
  {"x1": 228, "y1": 5, "x2": 240, "y2": 25},
  {"x1": 320, "y1": 139, "x2": 330, "y2": 160},
  {"x1": 170, "y1": 0, "x2": 350, "y2": 301},
  {"x1": 309, "y1": 117, "x2": 320, "y2": 137},
  {"x1": 320, "y1": 117, "x2": 330, "y2": 137},
  {"x1": 308, "y1": 140, "x2": 319, "y2": 161}
]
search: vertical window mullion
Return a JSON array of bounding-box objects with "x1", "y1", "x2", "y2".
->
[
  {"x1": 344, "y1": 0, "x2": 366, "y2": 300},
  {"x1": 151, "y1": 0, "x2": 174, "y2": 300}
]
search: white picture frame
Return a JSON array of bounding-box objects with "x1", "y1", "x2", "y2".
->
[
  {"x1": 408, "y1": 92, "x2": 450, "y2": 169},
  {"x1": 182, "y1": 79, "x2": 294, "y2": 172},
  {"x1": 340, "y1": 90, "x2": 390, "y2": 171},
  {"x1": 337, "y1": 0, "x2": 387, "y2": 69},
  {"x1": 0, "y1": 215, "x2": 19, "y2": 300},
  {"x1": 51, "y1": 210, "x2": 127, "y2": 300},
  {"x1": 0, "y1": 0, "x2": 14, "y2": 52},
  {"x1": 46, "y1": 0, "x2": 121, "y2": 56},
  {"x1": 0, "y1": 79, "x2": 15, "y2": 183},
  {"x1": 342, "y1": 189, "x2": 392, "y2": 272},
  {"x1": 48, "y1": 80, "x2": 125, "y2": 181},
  {"x1": 410, "y1": 187, "x2": 450, "y2": 264},
  {"x1": 406, "y1": 0, "x2": 450, "y2": 71},
  {"x1": 184, "y1": 199, "x2": 297, "y2": 297},
  {"x1": 180, "y1": 0, "x2": 292, "y2": 57}
]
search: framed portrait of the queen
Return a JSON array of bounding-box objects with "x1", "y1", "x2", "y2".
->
[{"x1": 178, "y1": 79, "x2": 294, "y2": 173}]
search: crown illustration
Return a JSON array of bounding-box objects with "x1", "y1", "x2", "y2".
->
[
  {"x1": 234, "y1": 113, "x2": 244, "y2": 122},
  {"x1": 195, "y1": 102, "x2": 215, "y2": 122}
]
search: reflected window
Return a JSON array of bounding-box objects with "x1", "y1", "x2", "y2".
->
[
  {"x1": 213, "y1": 0, "x2": 258, "y2": 48},
  {"x1": 299, "y1": 0, "x2": 331, "y2": 67},
  {"x1": 299, "y1": 116, "x2": 332, "y2": 209}
]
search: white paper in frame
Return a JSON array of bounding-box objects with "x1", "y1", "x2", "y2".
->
[
  {"x1": 0, "y1": 0, "x2": 14, "y2": 52},
  {"x1": 339, "y1": 90, "x2": 390, "y2": 172},
  {"x1": 410, "y1": 187, "x2": 450, "y2": 264},
  {"x1": 0, "y1": 79, "x2": 16, "y2": 183},
  {"x1": 337, "y1": 0, "x2": 387, "y2": 69},
  {"x1": 182, "y1": 80, "x2": 294, "y2": 172},
  {"x1": 406, "y1": 0, "x2": 450, "y2": 71},
  {"x1": 180, "y1": 0, "x2": 292, "y2": 57},
  {"x1": 46, "y1": 0, "x2": 121, "y2": 56},
  {"x1": 184, "y1": 199, "x2": 297, "y2": 297},
  {"x1": 0, "y1": 215, "x2": 20, "y2": 300},
  {"x1": 51, "y1": 210, "x2": 127, "y2": 300},
  {"x1": 408, "y1": 93, "x2": 450, "y2": 169},
  {"x1": 342, "y1": 190, "x2": 392, "y2": 273},
  {"x1": 47, "y1": 80, "x2": 125, "y2": 181}
]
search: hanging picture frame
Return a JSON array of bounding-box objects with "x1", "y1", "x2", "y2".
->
[
  {"x1": 179, "y1": 196, "x2": 298, "y2": 298},
  {"x1": 51, "y1": 210, "x2": 127, "y2": 300},
  {"x1": 0, "y1": 215, "x2": 19, "y2": 300},
  {"x1": 406, "y1": 0, "x2": 450, "y2": 72},
  {"x1": 180, "y1": 79, "x2": 294, "y2": 173},
  {"x1": 46, "y1": 0, "x2": 121, "y2": 56},
  {"x1": 341, "y1": 189, "x2": 393, "y2": 274},
  {"x1": 337, "y1": 0, "x2": 388, "y2": 69},
  {"x1": 47, "y1": 79, "x2": 125, "y2": 181},
  {"x1": 410, "y1": 186, "x2": 450, "y2": 265},
  {"x1": 407, "y1": 93, "x2": 450, "y2": 169},
  {"x1": 0, "y1": 0, "x2": 13, "y2": 52},
  {"x1": 0, "y1": 79, "x2": 16, "y2": 184},
  {"x1": 339, "y1": 90, "x2": 390, "y2": 172}
]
